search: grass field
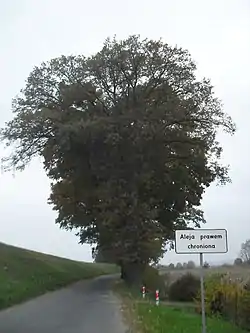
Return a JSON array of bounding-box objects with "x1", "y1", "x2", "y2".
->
[
  {"x1": 0, "y1": 242, "x2": 118, "y2": 309},
  {"x1": 136, "y1": 303, "x2": 248, "y2": 333}
]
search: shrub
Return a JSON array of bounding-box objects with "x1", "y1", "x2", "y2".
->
[
  {"x1": 168, "y1": 263, "x2": 175, "y2": 269},
  {"x1": 234, "y1": 258, "x2": 243, "y2": 266},
  {"x1": 237, "y1": 291, "x2": 250, "y2": 330},
  {"x1": 187, "y1": 260, "x2": 196, "y2": 269},
  {"x1": 168, "y1": 273, "x2": 200, "y2": 302},
  {"x1": 195, "y1": 273, "x2": 250, "y2": 331},
  {"x1": 176, "y1": 262, "x2": 183, "y2": 269},
  {"x1": 203, "y1": 261, "x2": 210, "y2": 269},
  {"x1": 195, "y1": 273, "x2": 229, "y2": 316}
]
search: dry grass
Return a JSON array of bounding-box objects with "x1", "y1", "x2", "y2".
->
[
  {"x1": 113, "y1": 280, "x2": 143, "y2": 333},
  {"x1": 159, "y1": 265, "x2": 250, "y2": 284}
]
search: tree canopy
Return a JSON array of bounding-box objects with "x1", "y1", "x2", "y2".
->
[{"x1": 0, "y1": 35, "x2": 235, "y2": 284}]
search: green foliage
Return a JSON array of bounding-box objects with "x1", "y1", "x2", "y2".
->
[
  {"x1": 237, "y1": 291, "x2": 250, "y2": 330},
  {"x1": 0, "y1": 35, "x2": 235, "y2": 281},
  {"x1": 0, "y1": 242, "x2": 118, "y2": 309},
  {"x1": 195, "y1": 273, "x2": 227, "y2": 315},
  {"x1": 195, "y1": 273, "x2": 250, "y2": 331},
  {"x1": 168, "y1": 273, "x2": 200, "y2": 302},
  {"x1": 168, "y1": 263, "x2": 175, "y2": 269},
  {"x1": 93, "y1": 245, "x2": 115, "y2": 263}
]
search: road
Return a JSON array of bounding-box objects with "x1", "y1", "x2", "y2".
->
[{"x1": 0, "y1": 275, "x2": 128, "y2": 333}]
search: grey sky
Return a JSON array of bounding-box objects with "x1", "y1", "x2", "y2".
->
[{"x1": 0, "y1": 0, "x2": 249, "y2": 265}]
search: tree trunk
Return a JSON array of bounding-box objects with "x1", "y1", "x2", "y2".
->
[
  {"x1": 120, "y1": 263, "x2": 126, "y2": 280},
  {"x1": 121, "y1": 262, "x2": 145, "y2": 286}
]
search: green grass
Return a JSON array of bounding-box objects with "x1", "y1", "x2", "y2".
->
[
  {"x1": 0, "y1": 242, "x2": 118, "y2": 309},
  {"x1": 136, "y1": 303, "x2": 248, "y2": 333}
]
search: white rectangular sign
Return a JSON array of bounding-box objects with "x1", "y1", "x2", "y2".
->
[{"x1": 175, "y1": 229, "x2": 228, "y2": 254}]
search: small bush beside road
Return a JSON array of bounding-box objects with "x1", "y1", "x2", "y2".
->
[{"x1": 168, "y1": 273, "x2": 200, "y2": 302}]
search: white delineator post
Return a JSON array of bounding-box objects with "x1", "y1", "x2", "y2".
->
[
  {"x1": 155, "y1": 289, "x2": 159, "y2": 306},
  {"x1": 142, "y1": 286, "x2": 146, "y2": 298}
]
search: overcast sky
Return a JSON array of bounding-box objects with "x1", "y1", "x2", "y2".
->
[{"x1": 0, "y1": 0, "x2": 249, "y2": 265}]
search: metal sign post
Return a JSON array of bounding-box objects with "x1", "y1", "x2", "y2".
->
[
  {"x1": 175, "y1": 229, "x2": 228, "y2": 333},
  {"x1": 199, "y1": 253, "x2": 206, "y2": 333}
]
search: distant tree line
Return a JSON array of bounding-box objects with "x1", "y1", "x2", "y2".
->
[{"x1": 167, "y1": 261, "x2": 196, "y2": 269}]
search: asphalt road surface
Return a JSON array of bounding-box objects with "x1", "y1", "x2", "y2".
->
[{"x1": 0, "y1": 275, "x2": 128, "y2": 333}]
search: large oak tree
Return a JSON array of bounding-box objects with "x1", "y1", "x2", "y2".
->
[{"x1": 0, "y1": 35, "x2": 235, "y2": 284}]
